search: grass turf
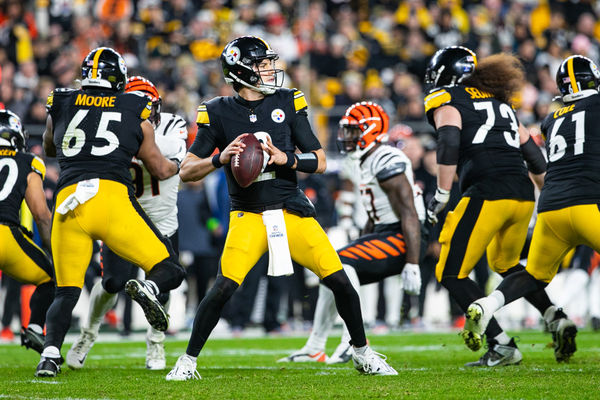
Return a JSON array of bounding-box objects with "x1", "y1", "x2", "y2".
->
[{"x1": 1, "y1": 330, "x2": 599, "y2": 399}]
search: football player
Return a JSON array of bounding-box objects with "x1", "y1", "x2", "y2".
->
[
  {"x1": 166, "y1": 36, "x2": 396, "y2": 380},
  {"x1": 279, "y1": 102, "x2": 425, "y2": 364},
  {"x1": 463, "y1": 55, "x2": 600, "y2": 362},
  {"x1": 424, "y1": 46, "x2": 575, "y2": 366},
  {"x1": 36, "y1": 47, "x2": 185, "y2": 377},
  {"x1": 0, "y1": 109, "x2": 55, "y2": 354},
  {"x1": 66, "y1": 76, "x2": 187, "y2": 371}
]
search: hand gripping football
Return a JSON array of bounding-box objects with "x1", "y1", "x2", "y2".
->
[{"x1": 231, "y1": 133, "x2": 264, "y2": 188}]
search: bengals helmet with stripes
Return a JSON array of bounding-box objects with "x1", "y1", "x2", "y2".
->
[
  {"x1": 556, "y1": 55, "x2": 600, "y2": 103},
  {"x1": 81, "y1": 47, "x2": 127, "y2": 91},
  {"x1": 338, "y1": 102, "x2": 389, "y2": 156},
  {"x1": 125, "y1": 76, "x2": 162, "y2": 127}
]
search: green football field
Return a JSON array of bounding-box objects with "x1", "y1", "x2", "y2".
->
[{"x1": 2, "y1": 330, "x2": 599, "y2": 400}]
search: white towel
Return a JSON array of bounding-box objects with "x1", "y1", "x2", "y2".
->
[
  {"x1": 56, "y1": 178, "x2": 100, "y2": 215},
  {"x1": 262, "y1": 209, "x2": 294, "y2": 277}
]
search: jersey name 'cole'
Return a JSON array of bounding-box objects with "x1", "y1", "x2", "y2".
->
[
  {"x1": 46, "y1": 87, "x2": 153, "y2": 191},
  {"x1": 539, "y1": 93, "x2": 600, "y2": 212},
  {"x1": 191, "y1": 88, "x2": 321, "y2": 210},
  {"x1": 424, "y1": 85, "x2": 533, "y2": 201},
  {"x1": 0, "y1": 149, "x2": 46, "y2": 226}
]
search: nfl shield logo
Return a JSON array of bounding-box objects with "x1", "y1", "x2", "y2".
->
[{"x1": 249, "y1": 114, "x2": 257, "y2": 123}]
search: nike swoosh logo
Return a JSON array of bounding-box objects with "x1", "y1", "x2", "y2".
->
[
  {"x1": 79, "y1": 355, "x2": 87, "y2": 364},
  {"x1": 486, "y1": 358, "x2": 502, "y2": 367}
]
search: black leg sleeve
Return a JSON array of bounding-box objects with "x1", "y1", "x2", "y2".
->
[
  {"x1": 29, "y1": 281, "x2": 55, "y2": 327},
  {"x1": 186, "y1": 275, "x2": 239, "y2": 357},
  {"x1": 500, "y1": 264, "x2": 552, "y2": 314},
  {"x1": 44, "y1": 286, "x2": 81, "y2": 350},
  {"x1": 441, "y1": 277, "x2": 504, "y2": 339},
  {"x1": 496, "y1": 269, "x2": 548, "y2": 306},
  {"x1": 147, "y1": 258, "x2": 186, "y2": 293},
  {"x1": 321, "y1": 270, "x2": 367, "y2": 348}
]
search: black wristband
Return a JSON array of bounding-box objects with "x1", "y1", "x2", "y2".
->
[
  {"x1": 284, "y1": 152, "x2": 296, "y2": 168},
  {"x1": 294, "y1": 152, "x2": 319, "y2": 173},
  {"x1": 170, "y1": 158, "x2": 181, "y2": 173},
  {"x1": 212, "y1": 153, "x2": 223, "y2": 168}
]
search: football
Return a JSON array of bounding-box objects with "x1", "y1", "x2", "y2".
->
[{"x1": 231, "y1": 133, "x2": 265, "y2": 188}]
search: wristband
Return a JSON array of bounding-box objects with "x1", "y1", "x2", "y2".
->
[
  {"x1": 294, "y1": 152, "x2": 319, "y2": 173},
  {"x1": 170, "y1": 158, "x2": 181, "y2": 173},
  {"x1": 434, "y1": 187, "x2": 450, "y2": 203},
  {"x1": 284, "y1": 152, "x2": 296, "y2": 168},
  {"x1": 212, "y1": 153, "x2": 223, "y2": 168}
]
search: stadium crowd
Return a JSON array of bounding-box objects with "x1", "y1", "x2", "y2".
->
[{"x1": 2, "y1": 0, "x2": 600, "y2": 344}]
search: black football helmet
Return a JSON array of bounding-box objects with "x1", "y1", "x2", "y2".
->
[
  {"x1": 0, "y1": 110, "x2": 27, "y2": 151},
  {"x1": 221, "y1": 36, "x2": 284, "y2": 95},
  {"x1": 425, "y1": 46, "x2": 477, "y2": 89},
  {"x1": 556, "y1": 55, "x2": 600, "y2": 103},
  {"x1": 81, "y1": 47, "x2": 127, "y2": 91}
]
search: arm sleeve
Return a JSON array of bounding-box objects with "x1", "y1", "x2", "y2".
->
[
  {"x1": 436, "y1": 125, "x2": 461, "y2": 165},
  {"x1": 291, "y1": 109, "x2": 321, "y2": 152},
  {"x1": 520, "y1": 137, "x2": 547, "y2": 174},
  {"x1": 189, "y1": 124, "x2": 219, "y2": 158}
]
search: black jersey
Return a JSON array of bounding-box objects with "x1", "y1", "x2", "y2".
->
[
  {"x1": 0, "y1": 148, "x2": 46, "y2": 226},
  {"x1": 47, "y1": 87, "x2": 152, "y2": 191},
  {"x1": 538, "y1": 94, "x2": 600, "y2": 212},
  {"x1": 189, "y1": 88, "x2": 321, "y2": 213},
  {"x1": 425, "y1": 85, "x2": 533, "y2": 201}
]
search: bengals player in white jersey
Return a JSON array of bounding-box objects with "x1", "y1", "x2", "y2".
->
[
  {"x1": 279, "y1": 102, "x2": 425, "y2": 364},
  {"x1": 66, "y1": 76, "x2": 187, "y2": 371}
]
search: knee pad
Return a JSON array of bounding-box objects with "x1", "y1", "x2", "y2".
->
[
  {"x1": 321, "y1": 270, "x2": 354, "y2": 296},
  {"x1": 205, "y1": 275, "x2": 239, "y2": 308},
  {"x1": 102, "y1": 276, "x2": 128, "y2": 294}
]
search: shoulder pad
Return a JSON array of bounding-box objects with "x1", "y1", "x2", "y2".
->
[
  {"x1": 424, "y1": 88, "x2": 452, "y2": 113},
  {"x1": 196, "y1": 104, "x2": 209, "y2": 125},
  {"x1": 293, "y1": 89, "x2": 308, "y2": 112},
  {"x1": 31, "y1": 155, "x2": 46, "y2": 180}
]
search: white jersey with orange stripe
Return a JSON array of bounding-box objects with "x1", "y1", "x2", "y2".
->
[
  {"x1": 131, "y1": 112, "x2": 188, "y2": 237},
  {"x1": 353, "y1": 144, "x2": 425, "y2": 225}
]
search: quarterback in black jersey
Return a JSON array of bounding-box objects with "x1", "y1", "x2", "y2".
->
[
  {"x1": 424, "y1": 47, "x2": 572, "y2": 366},
  {"x1": 167, "y1": 36, "x2": 396, "y2": 380},
  {"x1": 36, "y1": 47, "x2": 185, "y2": 378},
  {"x1": 463, "y1": 55, "x2": 600, "y2": 363},
  {"x1": 0, "y1": 109, "x2": 55, "y2": 355}
]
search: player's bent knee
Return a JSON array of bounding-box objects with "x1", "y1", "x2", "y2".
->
[
  {"x1": 102, "y1": 276, "x2": 127, "y2": 294},
  {"x1": 205, "y1": 275, "x2": 239, "y2": 307},
  {"x1": 321, "y1": 270, "x2": 354, "y2": 296}
]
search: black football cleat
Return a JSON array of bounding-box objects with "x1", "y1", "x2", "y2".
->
[
  {"x1": 35, "y1": 356, "x2": 62, "y2": 377},
  {"x1": 21, "y1": 326, "x2": 45, "y2": 354},
  {"x1": 125, "y1": 279, "x2": 169, "y2": 332}
]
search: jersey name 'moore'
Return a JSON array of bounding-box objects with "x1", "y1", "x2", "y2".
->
[
  {"x1": 355, "y1": 145, "x2": 425, "y2": 224},
  {"x1": 130, "y1": 113, "x2": 187, "y2": 236}
]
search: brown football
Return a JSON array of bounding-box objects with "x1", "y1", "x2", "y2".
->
[{"x1": 231, "y1": 134, "x2": 264, "y2": 188}]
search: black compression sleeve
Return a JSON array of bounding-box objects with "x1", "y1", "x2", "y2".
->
[
  {"x1": 521, "y1": 137, "x2": 547, "y2": 174},
  {"x1": 294, "y1": 152, "x2": 319, "y2": 172},
  {"x1": 291, "y1": 110, "x2": 321, "y2": 152},
  {"x1": 436, "y1": 125, "x2": 460, "y2": 165},
  {"x1": 189, "y1": 124, "x2": 219, "y2": 157}
]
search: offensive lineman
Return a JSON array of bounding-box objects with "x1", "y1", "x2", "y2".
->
[
  {"x1": 66, "y1": 76, "x2": 187, "y2": 371},
  {"x1": 279, "y1": 102, "x2": 424, "y2": 364},
  {"x1": 463, "y1": 55, "x2": 597, "y2": 362},
  {"x1": 0, "y1": 109, "x2": 55, "y2": 354},
  {"x1": 36, "y1": 47, "x2": 185, "y2": 377}
]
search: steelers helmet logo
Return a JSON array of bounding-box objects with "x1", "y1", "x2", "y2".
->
[
  {"x1": 118, "y1": 57, "x2": 127, "y2": 74},
  {"x1": 591, "y1": 62, "x2": 600, "y2": 79},
  {"x1": 225, "y1": 46, "x2": 241, "y2": 65},
  {"x1": 271, "y1": 109, "x2": 285, "y2": 123},
  {"x1": 8, "y1": 116, "x2": 21, "y2": 132}
]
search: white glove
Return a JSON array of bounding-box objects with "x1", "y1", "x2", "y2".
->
[
  {"x1": 426, "y1": 187, "x2": 450, "y2": 224},
  {"x1": 401, "y1": 263, "x2": 422, "y2": 296}
]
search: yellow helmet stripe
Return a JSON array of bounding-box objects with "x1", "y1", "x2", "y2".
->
[
  {"x1": 92, "y1": 48, "x2": 104, "y2": 79},
  {"x1": 467, "y1": 48, "x2": 477, "y2": 66},
  {"x1": 567, "y1": 56, "x2": 579, "y2": 93},
  {"x1": 256, "y1": 37, "x2": 271, "y2": 50}
]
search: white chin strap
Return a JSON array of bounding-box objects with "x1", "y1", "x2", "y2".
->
[{"x1": 562, "y1": 89, "x2": 597, "y2": 103}]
